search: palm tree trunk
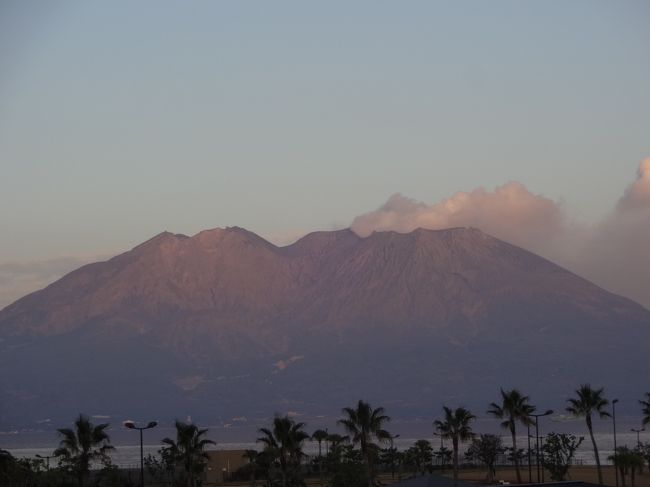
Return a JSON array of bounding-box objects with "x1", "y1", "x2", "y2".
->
[
  {"x1": 511, "y1": 423, "x2": 522, "y2": 483},
  {"x1": 280, "y1": 456, "x2": 287, "y2": 487},
  {"x1": 318, "y1": 440, "x2": 324, "y2": 487},
  {"x1": 366, "y1": 451, "x2": 373, "y2": 487},
  {"x1": 360, "y1": 438, "x2": 373, "y2": 487},
  {"x1": 586, "y1": 416, "x2": 603, "y2": 485},
  {"x1": 453, "y1": 437, "x2": 459, "y2": 487}
]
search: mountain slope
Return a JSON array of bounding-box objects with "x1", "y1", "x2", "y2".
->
[{"x1": 0, "y1": 227, "x2": 648, "y2": 429}]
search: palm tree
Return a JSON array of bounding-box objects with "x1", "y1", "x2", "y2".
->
[
  {"x1": 53, "y1": 414, "x2": 114, "y2": 487},
  {"x1": 609, "y1": 447, "x2": 645, "y2": 487},
  {"x1": 434, "y1": 406, "x2": 475, "y2": 486},
  {"x1": 312, "y1": 429, "x2": 329, "y2": 458},
  {"x1": 327, "y1": 433, "x2": 349, "y2": 449},
  {"x1": 0, "y1": 449, "x2": 17, "y2": 485},
  {"x1": 566, "y1": 384, "x2": 610, "y2": 485},
  {"x1": 338, "y1": 399, "x2": 391, "y2": 487},
  {"x1": 640, "y1": 393, "x2": 650, "y2": 426},
  {"x1": 487, "y1": 388, "x2": 534, "y2": 483},
  {"x1": 312, "y1": 429, "x2": 329, "y2": 487},
  {"x1": 257, "y1": 415, "x2": 309, "y2": 487},
  {"x1": 161, "y1": 420, "x2": 215, "y2": 487},
  {"x1": 409, "y1": 439, "x2": 434, "y2": 475},
  {"x1": 243, "y1": 449, "x2": 259, "y2": 487}
]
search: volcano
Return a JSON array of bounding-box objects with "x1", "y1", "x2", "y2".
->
[{"x1": 0, "y1": 227, "x2": 648, "y2": 430}]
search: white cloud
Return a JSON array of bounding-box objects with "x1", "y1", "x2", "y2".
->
[
  {"x1": 352, "y1": 182, "x2": 567, "y2": 257},
  {"x1": 351, "y1": 159, "x2": 650, "y2": 309},
  {"x1": 617, "y1": 158, "x2": 650, "y2": 211},
  {"x1": 568, "y1": 159, "x2": 650, "y2": 308}
]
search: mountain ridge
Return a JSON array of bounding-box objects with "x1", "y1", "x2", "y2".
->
[{"x1": 0, "y1": 226, "x2": 648, "y2": 428}]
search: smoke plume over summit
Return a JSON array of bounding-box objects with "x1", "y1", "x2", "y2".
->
[
  {"x1": 618, "y1": 158, "x2": 650, "y2": 211},
  {"x1": 352, "y1": 159, "x2": 650, "y2": 309},
  {"x1": 351, "y1": 182, "x2": 565, "y2": 256}
]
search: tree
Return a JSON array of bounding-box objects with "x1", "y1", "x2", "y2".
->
[
  {"x1": 541, "y1": 432, "x2": 584, "y2": 481},
  {"x1": 380, "y1": 444, "x2": 401, "y2": 480},
  {"x1": 312, "y1": 429, "x2": 329, "y2": 487},
  {"x1": 242, "y1": 449, "x2": 259, "y2": 487},
  {"x1": 250, "y1": 449, "x2": 276, "y2": 487},
  {"x1": 327, "y1": 433, "x2": 349, "y2": 449},
  {"x1": 434, "y1": 406, "x2": 475, "y2": 486},
  {"x1": 0, "y1": 449, "x2": 18, "y2": 486},
  {"x1": 608, "y1": 447, "x2": 645, "y2": 487},
  {"x1": 636, "y1": 442, "x2": 650, "y2": 470},
  {"x1": 326, "y1": 445, "x2": 368, "y2": 487},
  {"x1": 312, "y1": 429, "x2": 329, "y2": 458},
  {"x1": 338, "y1": 399, "x2": 391, "y2": 487},
  {"x1": 161, "y1": 420, "x2": 215, "y2": 487},
  {"x1": 487, "y1": 388, "x2": 534, "y2": 483},
  {"x1": 465, "y1": 434, "x2": 505, "y2": 484},
  {"x1": 54, "y1": 413, "x2": 114, "y2": 487},
  {"x1": 640, "y1": 393, "x2": 650, "y2": 426},
  {"x1": 404, "y1": 440, "x2": 433, "y2": 476},
  {"x1": 325, "y1": 433, "x2": 351, "y2": 479},
  {"x1": 258, "y1": 415, "x2": 309, "y2": 487},
  {"x1": 145, "y1": 453, "x2": 175, "y2": 485},
  {"x1": 566, "y1": 384, "x2": 610, "y2": 485},
  {"x1": 434, "y1": 446, "x2": 452, "y2": 470}
]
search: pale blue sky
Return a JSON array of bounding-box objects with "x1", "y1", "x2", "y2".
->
[{"x1": 1, "y1": 0, "x2": 649, "y2": 263}]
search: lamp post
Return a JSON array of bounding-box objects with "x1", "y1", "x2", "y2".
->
[
  {"x1": 325, "y1": 428, "x2": 329, "y2": 456},
  {"x1": 612, "y1": 399, "x2": 619, "y2": 487},
  {"x1": 527, "y1": 423, "x2": 533, "y2": 483},
  {"x1": 631, "y1": 428, "x2": 645, "y2": 448},
  {"x1": 433, "y1": 429, "x2": 445, "y2": 470},
  {"x1": 539, "y1": 436, "x2": 547, "y2": 483},
  {"x1": 531, "y1": 410, "x2": 553, "y2": 483},
  {"x1": 390, "y1": 434, "x2": 400, "y2": 479},
  {"x1": 124, "y1": 420, "x2": 158, "y2": 487}
]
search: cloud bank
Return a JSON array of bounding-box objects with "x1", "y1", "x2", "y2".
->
[{"x1": 352, "y1": 158, "x2": 650, "y2": 309}]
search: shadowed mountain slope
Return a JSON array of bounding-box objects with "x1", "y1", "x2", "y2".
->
[{"x1": 0, "y1": 227, "x2": 648, "y2": 429}]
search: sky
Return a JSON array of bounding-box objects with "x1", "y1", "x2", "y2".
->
[{"x1": 1, "y1": 1, "x2": 649, "y2": 308}]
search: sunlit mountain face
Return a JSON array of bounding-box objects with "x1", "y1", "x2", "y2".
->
[{"x1": 0, "y1": 227, "x2": 648, "y2": 430}]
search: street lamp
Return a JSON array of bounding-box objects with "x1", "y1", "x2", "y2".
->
[
  {"x1": 124, "y1": 420, "x2": 158, "y2": 487},
  {"x1": 631, "y1": 428, "x2": 645, "y2": 447},
  {"x1": 531, "y1": 410, "x2": 553, "y2": 483},
  {"x1": 389, "y1": 434, "x2": 400, "y2": 479},
  {"x1": 539, "y1": 436, "x2": 547, "y2": 483},
  {"x1": 612, "y1": 399, "x2": 619, "y2": 487},
  {"x1": 325, "y1": 428, "x2": 329, "y2": 456},
  {"x1": 527, "y1": 423, "x2": 533, "y2": 483}
]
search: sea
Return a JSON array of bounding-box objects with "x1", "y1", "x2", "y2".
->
[{"x1": 2, "y1": 417, "x2": 645, "y2": 469}]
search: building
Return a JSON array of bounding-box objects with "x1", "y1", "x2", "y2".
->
[{"x1": 203, "y1": 449, "x2": 249, "y2": 485}]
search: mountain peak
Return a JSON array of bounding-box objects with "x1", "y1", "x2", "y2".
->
[
  {"x1": 1, "y1": 225, "x2": 649, "y2": 427},
  {"x1": 191, "y1": 226, "x2": 275, "y2": 248}
]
